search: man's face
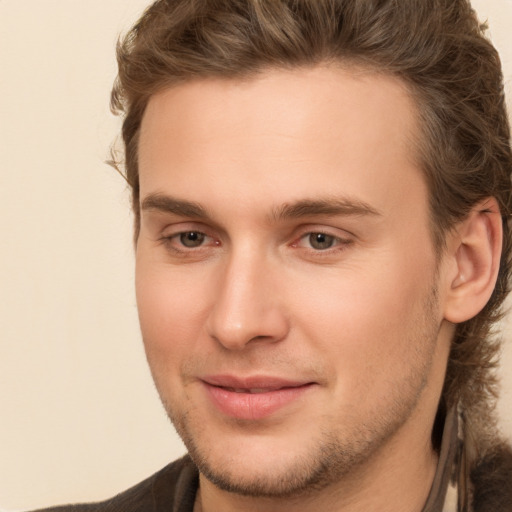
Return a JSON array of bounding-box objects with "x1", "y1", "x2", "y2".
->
[{"x1": 136, "y1": 66, "x2": 452, "y2": 497}]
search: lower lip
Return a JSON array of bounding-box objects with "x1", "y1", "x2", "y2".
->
[{"x1": 203, "y1": 382, "x2": 313, "y2": 420}]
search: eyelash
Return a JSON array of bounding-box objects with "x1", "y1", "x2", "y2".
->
[
  {"x1": 291, "y1": 231, "x2": 353, "y2": 255},
  {"x1": 158, "y1": 229, "x2": 353, "y2": 258},
  {"x1": 159, "y1": 231, "x2": 217, "y2": 255}
]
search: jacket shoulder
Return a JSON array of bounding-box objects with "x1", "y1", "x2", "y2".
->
[{"x1": 31, "y1": 455, "x2": 198, "y2": 512}]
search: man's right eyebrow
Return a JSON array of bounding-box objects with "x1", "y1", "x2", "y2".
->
[{"x1": 141, "y1": 194, "x2": 210, "y2": 219}]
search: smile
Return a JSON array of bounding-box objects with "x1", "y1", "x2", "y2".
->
[
  {"x1": 201, "y1": 376, "x2": 315, "y2": 420},
  {"x1": 226, "y1": 387, "x2": 286, "y2": 393}
]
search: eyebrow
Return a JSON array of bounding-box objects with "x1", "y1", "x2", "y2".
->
[
  {"x1": 141, "y1": 194, "x2": 211, "y2": 219},
  {"x1": 140, "y1": 193, "x2": 381, "y2": 222},
  {"x1": 270, "y1": 197, "x2": 381, "y2": 221}
]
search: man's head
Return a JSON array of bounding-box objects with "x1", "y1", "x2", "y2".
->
[{"x1": 111, "y1": 0, "x2": 511, "y2": 502}]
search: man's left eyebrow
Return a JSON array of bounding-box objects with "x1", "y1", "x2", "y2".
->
[{"x1": 270, "y1": 198, "x2": 382, "y2": 221}]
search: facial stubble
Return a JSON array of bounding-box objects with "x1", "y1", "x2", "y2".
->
[{"x1": 154, "y1": 286, "x2": 441, "y2": 499}]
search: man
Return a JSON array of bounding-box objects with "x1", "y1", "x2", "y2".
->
[{"x1": 37, "y1": 0, "x2": 512, "y2": 510}]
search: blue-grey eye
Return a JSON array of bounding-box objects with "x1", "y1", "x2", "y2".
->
[
  {"x1": 309, "y1": 233, "x2": 335, "y2": 250},
  {"x1": 180, "y1": 232, "x2": 205, "y2": 247}
]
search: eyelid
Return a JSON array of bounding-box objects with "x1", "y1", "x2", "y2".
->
[
  {"x1": 295, "y1": 233, "x2": 350, "y2": 248},
  {"x1": 162, "y1": 231, "x2": 215, "y2": 245},
  {"x1": 291, "y1": 224, "x2": 353, "y2": 241},
  {"x1": 160, "y1": 221, "x2": 213, "y2": 238},
  {"x1": 158, "y1": 222, "x2": 221, "y2": 251},
  {"x1": 289, "y1": 225, "x2": 354, "y2": 256}
]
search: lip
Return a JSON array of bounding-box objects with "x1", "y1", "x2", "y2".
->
[{"x1": 201, "y1": 375, "x2": 315, "y2": 420}]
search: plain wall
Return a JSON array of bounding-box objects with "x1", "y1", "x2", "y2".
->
[{"x1": 0, "y1": 0, "x2": 511, "y2": 510}]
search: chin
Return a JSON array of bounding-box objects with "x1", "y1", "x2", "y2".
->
[
  {"x1": 170, "y1": 407, "x2": 384, "y2": 498},
  {"x1": 189, "y1": 435, "x2": 353, "y2": 498}
]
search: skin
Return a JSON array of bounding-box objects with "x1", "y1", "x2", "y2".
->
[{"x1": 135, "y1": 65, "x2": 461, "y2": 512}]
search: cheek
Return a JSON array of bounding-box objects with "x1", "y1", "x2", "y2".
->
[
  {"x1": 135, "y1": 261, "x2": 211, "y2": 362},
  {"x1": 289, "y1": 255, "x2": 435, "y2": 383}
]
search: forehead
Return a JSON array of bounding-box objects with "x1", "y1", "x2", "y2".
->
[{"x1": 138, "y1": 65, "x2": 424, "y2": 218}]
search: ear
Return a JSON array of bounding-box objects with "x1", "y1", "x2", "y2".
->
[{"x1": 442, "y1": 197, "x2": 503, "y2": 324}]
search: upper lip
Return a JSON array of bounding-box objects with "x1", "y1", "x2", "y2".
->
[{"x1": 201, "y1": 375, "x2": 313, "y2": 391}]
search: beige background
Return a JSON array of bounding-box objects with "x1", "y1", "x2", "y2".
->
[{"x1": 0, "y1": 1, "x2": 511, "y2": 510}]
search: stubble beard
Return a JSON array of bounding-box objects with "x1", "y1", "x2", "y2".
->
[{"x1": 158, "y1": 287, "x2": 441, "y2": 499}]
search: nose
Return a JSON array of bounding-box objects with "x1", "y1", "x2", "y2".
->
[{"x1": 206, "y1": 250, "x2": 289, "y2": 350}]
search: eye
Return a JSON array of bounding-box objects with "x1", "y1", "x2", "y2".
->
[
  {"x1": 158, "y1": 224, "x2": 220, "y2": 257},
  {"x1": 291, "y1": 229, "x2": 352, "y2": 255},
  {"x1": 307, "y1": 232, "x2": 336, "y2": 250},
  {"x1": 179, "y1": 231, "x2": 206, "y2": 248}
]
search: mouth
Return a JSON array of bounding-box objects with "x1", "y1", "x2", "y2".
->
[
  {"x1": 223, "y1": 387, "x2": 286, "y2": 393},
  {"x1": 201, "y1": 375, "x2": 315, "y2": 420}
]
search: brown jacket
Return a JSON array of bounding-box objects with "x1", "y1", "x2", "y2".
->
[{"x1": 33, "y1": 446, "x2": 512, "y2": 512}]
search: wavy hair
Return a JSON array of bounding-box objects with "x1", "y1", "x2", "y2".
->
[{"x1": 110, "y1": 0, "x2": 512, "y2": 455}]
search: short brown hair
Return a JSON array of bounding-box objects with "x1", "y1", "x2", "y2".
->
[{"x1": 111, "y1": 0, "x2": 512, "y2": 452}]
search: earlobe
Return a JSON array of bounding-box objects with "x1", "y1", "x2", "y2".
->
[{"x1": 443, "y1": 198, "x2": 502, "y2": 324}]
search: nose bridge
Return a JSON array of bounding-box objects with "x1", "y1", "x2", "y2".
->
[{"x1": 206, "y1": 243, "x2": 288, "y2": 350}]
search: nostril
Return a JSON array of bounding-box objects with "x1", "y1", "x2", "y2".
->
[{"x1": 249, "y1": 335, "x2": 272, "y2": 342}]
